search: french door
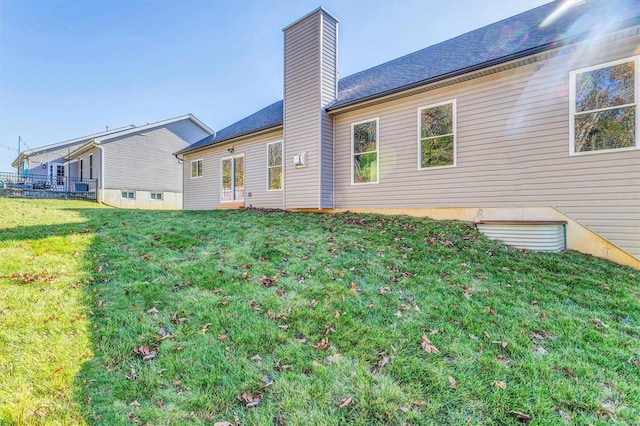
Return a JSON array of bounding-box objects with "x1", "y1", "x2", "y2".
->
[{"x1": 221, "y1": 155, "x2": 244, "y2": 202}]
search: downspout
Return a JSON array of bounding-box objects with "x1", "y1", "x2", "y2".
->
[{"x1": 97, "y1": 144, "x2": 105, "y2": 204}]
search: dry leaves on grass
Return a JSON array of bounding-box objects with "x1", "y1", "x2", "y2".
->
[
  {"x1": 311, "y1": 338, "x2": 330, "y2": 350},
  {"x1": 133, "y1": 344, "x2": 158, "y2": 361},
  {"x1": 237, "y1": 391, "x2": 263, "y2": 408},
  {"x1": 371, "y1": 352, "x2": 389, "y2": 373},
  {"x1": 592, "y1": 317, "x2": 610, "y2": 328},
  {"x1": 421, "y1": 335, "x2": 439, "y2": 354}
]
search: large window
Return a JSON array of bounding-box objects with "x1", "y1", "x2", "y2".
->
[
  {"x1": 352, "y1": 118, "x2": 379, "y2": 184},
  {"x1": 570, "y1": 57, "x2": 638, "y2": 154},
  {"x1": 418, "y1": 100, "x2": 456, "y2": 169},
  {"x1": 191, "y1": 159, "x2": 203, "y2": 178},
  {"x1": 267, "y1": 141, "x2": 283, "y2": 190}
]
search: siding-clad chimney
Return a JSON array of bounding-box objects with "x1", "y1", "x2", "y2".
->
[{"x1": 283, "y1": 8, "x2": 338, "y2": 209}]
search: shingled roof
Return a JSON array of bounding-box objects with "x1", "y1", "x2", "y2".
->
[{"x1": 178, "y1": 0, "x2": 640, "y2": 155}]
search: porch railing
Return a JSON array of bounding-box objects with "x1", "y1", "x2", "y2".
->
[{"x1": 0, "y1": 171, "x2": 98, "y2": 201}]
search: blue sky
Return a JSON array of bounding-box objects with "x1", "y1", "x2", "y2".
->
[{"x1": 0, "y1": 0, "x2": 550, "y2": 171}]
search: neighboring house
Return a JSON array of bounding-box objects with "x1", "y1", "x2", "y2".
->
[
  {"x1": 11, "y1": 126, "x2": 135, "y2": 182},
  {"x1": 176, "y1": 0, "x2": 640, "y2": 269},
  {"x1": 64, "y1": 115, "x2": 213, "y2": 209}
]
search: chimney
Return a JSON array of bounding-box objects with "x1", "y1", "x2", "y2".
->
[{"x1": 283, "y1": 8, "x2": 338, "y2": 209}]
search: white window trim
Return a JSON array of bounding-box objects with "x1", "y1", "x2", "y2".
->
[
  {"x1": 190, "y1": 159, "x2": 203, "y2": 179},
  {"x1": 121, "y1": 191, "x2": 135, "y2": 199},
  {"x1": 351, "y1": 117, "x2": 380, "y2": 185},
  {"x1": 220, "y1": 154, "x2": 245, "y2": 203},
  {"x1": 569, "y1": 56, "x2": 639, "y2": 156},
  {"x1": 266, "y1": 140, "x2": 283, "y2": 191},
  {"x1": 151, "y1": 192, "x2": 163, "y2": 200},
  {"x1": 416, "y1": 99, "x2": 457, "y2": 170}
]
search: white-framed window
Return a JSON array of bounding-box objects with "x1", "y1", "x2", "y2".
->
[
  {"x1": 267, "y1": 141, "x2": 283, "y2": 191},
  {"x1": 151, "y1": 193, "x2": 163, "y2": 200},
  {"x1": 89, "y1": 154, "x2": 93, "y2": 180},
  {"x1": 570, "y1": 56, "x2": 638, "y2": 154},
  {"x1": 418, "y1": 100, "x2": 456, "y2": 169},
  {"x1": 121, "y1": 191, "x2": 135, "y2": 199},
  {"x1": 191, "y1": 159, "x2": 203, "y2": 178},
  {"x1": 221, "y1": 154, "x2": 244, "y2": 202},
  {"x1": 351, "y1": 118, "x2": 379, "y2": 184}
]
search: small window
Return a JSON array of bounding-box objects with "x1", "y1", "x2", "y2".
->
[
  {"x1": 191, "y1": 159, "x2": 203, "y2": 178},
  {"x1": 121, "y1": 191, "x2": 135, "y2": 199},
  {"x1": 151, "y1": 193, "x2": 163, "y2": 200},
  {"x1": 418, "y1": 100, "x2": 456, "y2": 169},
  {"x1": 89, "y1": 154, "x2": 94, "y2": 180},
  {"x1": 352, "y1": 118, "x2": 379, "y2": 184},
  {"x1": 267, "y1": 141, "x2": 283, "y2": 190},
  {"x1": 80, "y1": 159, "x2": 84, "y2": 181},
  {"x1": 570, "y1": 57, "x2": 638, "y2": 154}
]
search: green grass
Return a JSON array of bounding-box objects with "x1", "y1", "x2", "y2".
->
[{"x1": 0, "y1": 198, "x2": 639, "y2": 425}]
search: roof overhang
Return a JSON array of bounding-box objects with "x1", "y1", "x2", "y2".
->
[{"x1": 174, "y1": 124, "x2": 283, "y2": 158}]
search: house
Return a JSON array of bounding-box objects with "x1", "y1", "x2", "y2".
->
[
  {"x1": 64, "y1": 114, "x2": 213, "y2": 209},
  {"x1": 11, "y1": 125, "x2": 135, "y2": 182},
  {"x1": 10, "y1": 114, "x2": 212, "y2": 208},
  {"x1": 175, "y1": 0, "x2": 640, "y2": 269}
]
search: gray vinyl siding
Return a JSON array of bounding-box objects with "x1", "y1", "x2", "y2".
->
[
  {"x1": 182, "y1": 130, "x2": 284, "y2": 210},
  {"x1": 332, "y1": 34, "x2": 640, "y2": 259},
  {"x1": 103, "y1": 120, "x2": 208, "y2": 192},
  {"x1": 320, "y1": 14, "x2": 337, "y2": 208},
  {"x1": 284, "y1": 9, "x2": 337, "y2": 209}
]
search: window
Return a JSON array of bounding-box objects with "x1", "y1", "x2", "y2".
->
[
  {"x1": 418, "y1": 100, "x2": 456, "y2": 169},
  {"x1": 570, "y1": 57, "x2": 638, "y2": 154},
  {"x1": 191, "y1": 159, "x2": 203, "y2": 178},
  {"x1": 151, "y1": 193, "x2": 163, "y2": 200},
  {"x1": 352, "y1": 118, "x2": 379, "y2": 184},
  {"x1": 89, "y1": 154, "x2": 93, "y2": 180},
  {"x1": 267, "y1": 141, "x2": 283, "y2": 190},
  {"x1": 80, "y1": 159, "x2": 84, "y2": 181},
  {"x1": 121, "y1": 191, "x2": 135, "y2": 199}
]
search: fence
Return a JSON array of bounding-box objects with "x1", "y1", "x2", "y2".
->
[{"x1": 0, "y1": 171, "x2": 98, "y2": 201}]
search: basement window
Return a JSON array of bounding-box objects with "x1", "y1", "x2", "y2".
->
[
  {"x1": 151, "y1": 193, "x2": 163, "y2": 200},
  {"x1": 121, "y1": 191, "x2": 135, "y2": 199}
]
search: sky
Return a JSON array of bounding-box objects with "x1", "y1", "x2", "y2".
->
[{"x1": 0, "y1": 0, "x2": 551, "y2": 171}]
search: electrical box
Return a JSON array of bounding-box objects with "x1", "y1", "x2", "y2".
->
[{"x1": 293, "y1": 152, "x2": 307, "y2": 168}]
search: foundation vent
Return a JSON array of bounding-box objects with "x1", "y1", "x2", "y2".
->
[{"x1": 476, "y1": 221, "x2": 566, "y2": 252}]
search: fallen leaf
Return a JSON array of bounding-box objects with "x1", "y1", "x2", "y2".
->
[
  {"x1": 133, "y1": 344, "x2": 158, "y2": 361},
  {"x1": 371, "y1": 353, "x2": 389, "y2": 373},
  {"x1": 237, "y1": 391, "x2": 263, "y2": 408},
  {"x1": 534, "y1": 346, "x2": 549, "y2": 355},
  {"x1": 592, "y1": 317, "x2": 609, "y2": 328},
  {"x1": 421, "y1": 335, "x2": 439, "y2": 354},
  {"x1": 394, "y1": 311, "x2": 402, "y2": 318},
  {"x1": 510, "y1": 410, "x2": 532, "y2": 420},
  {"x1": 491, "y1": 380, "x2": 507, "y2": 389},
  {"x1": 487, "y1": 307, "x2": 495, "y2": 316},
  {"x1": 146, "y1": 307, "x2": 159, "y2": 314},
  {"x1": 129, "y1": 400, "x2": 141, "y2": 407},
  {"x1": 338, "y1": 397, "x2": 353, "y2": 408},
  {"x1": 129, "y1": 365, "x2": 137, "y2": 380},
  {"x1": 200, "y1": 323, "x2": 212, "y2": 335},
  {"x1": 274, "y1": 362, "x2": 291, "y2": 371},
  {"x1": 333, "y1": 310, "x2": 340, "y2": 319},
  {"x1": 214, "y1": 422, "x2": 233, "y2": 426},
  {"x1": 217, "y1": 334, "x2": 226, "y2": 340},
  {"x1": 311, "y1": 337, "x2": 330, "y2": 350},
  {"x1": 448, "y1": 375, "x2": 457, "y2": 390},
  {"x1": 250, "y1": 354, "x2": 263, "y2": 362}
]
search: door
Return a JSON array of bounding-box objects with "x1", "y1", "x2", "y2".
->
[{"x1": 221, "y1": 155, "x2": 244, "y2": 202}]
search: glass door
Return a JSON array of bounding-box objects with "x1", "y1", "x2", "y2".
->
[{"x1": 221, "y1": 155, "x2": 244, "y2": 202}]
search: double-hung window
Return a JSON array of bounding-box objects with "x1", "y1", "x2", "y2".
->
[
  {"x1": 418, "y1": 100, "x2": 456, "y2": 169},
  {"x1": 191, "y1": 159, "x2": 203, "y2": 178},
  {"x1": 570, "y1": 57, "x2": 638, "y2": 154},
  {"x1": 352, "y1": 118, "x2": 379, "y2": 184},
  {"x1": 267, "y1": 141, "x2": 283, "y2": 190}
]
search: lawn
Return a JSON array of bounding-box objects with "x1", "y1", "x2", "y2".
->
[{"x1": 0, "y1": 198, "x2": 638, "y2": 425}]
